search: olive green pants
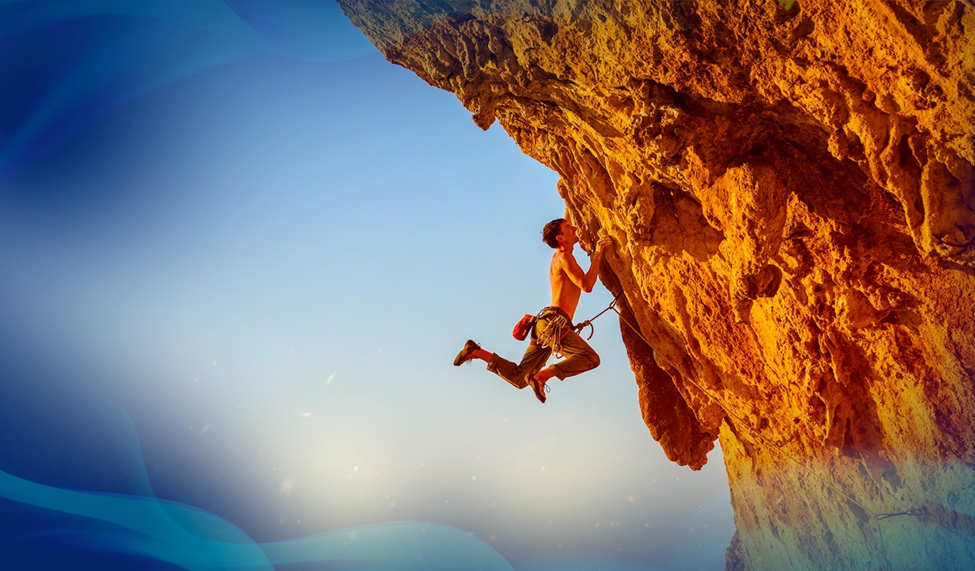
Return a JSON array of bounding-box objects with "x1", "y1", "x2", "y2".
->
[{"x1": 486, "y1": 308, "x2": 601, "y2": 389}]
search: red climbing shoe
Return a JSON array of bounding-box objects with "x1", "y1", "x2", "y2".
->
[{"x1": 453, "y1": 340, "x2": 480, "y2": 366}]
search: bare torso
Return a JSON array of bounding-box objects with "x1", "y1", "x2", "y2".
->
[{"x1": 550, "y1": 250, "x2": 583, "y2": 320}]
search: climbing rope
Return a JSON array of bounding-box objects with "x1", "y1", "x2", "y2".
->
[
  {"x1": 609, "y1": 299, "x2": 926, "y2": 570},
  {"x1": 572, "y1": 293, "x2": 623, "y2": 340}
]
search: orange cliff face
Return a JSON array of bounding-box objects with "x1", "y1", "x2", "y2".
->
[{"x1": 338, "y1": 1, "x2": 975, "y2": 568}]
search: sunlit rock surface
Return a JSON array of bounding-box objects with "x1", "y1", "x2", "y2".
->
[{"x1": 338, "y1": 1, "x2": 975, "y2": 568}]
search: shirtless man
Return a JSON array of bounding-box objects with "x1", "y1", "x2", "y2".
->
[{"x1": 453, "y1": 218, "x2": 613, "y2": 403}]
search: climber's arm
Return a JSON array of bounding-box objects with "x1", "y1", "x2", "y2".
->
[{"x1": 558, "y1": 237, "x2": 610, "y2": 293}]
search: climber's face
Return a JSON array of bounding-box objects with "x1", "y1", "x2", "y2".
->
[{"x1": 558, "y1": 221, "x2": 578, "y2": 247}]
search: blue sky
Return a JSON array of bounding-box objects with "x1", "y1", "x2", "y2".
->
[{"x1": 0, "y1": 2, "x2": 734, "y2": 569}]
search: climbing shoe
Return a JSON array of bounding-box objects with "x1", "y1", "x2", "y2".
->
[
  {"x1": 453, "y1": 340, "x2": 480, "y2": 366},
  {"x1": 528, "y1": 376, "x2": 548, "y2": 404}
]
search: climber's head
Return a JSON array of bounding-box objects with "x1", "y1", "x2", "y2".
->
[{"x1": 542, "y1": 218, "x2": 577, "y2": 249}]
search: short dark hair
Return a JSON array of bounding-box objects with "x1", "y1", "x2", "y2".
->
[{"x1": 542, "y1": 218, "x2": 565, "y2": 249}]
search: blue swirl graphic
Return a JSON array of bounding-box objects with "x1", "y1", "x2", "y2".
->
[
  {"x1": 0, "y1": 396, "x2": 515, "y2": 569},
  {"x1": 0, "y1": 0, "x2": 376, "y2": 181},
  {"x1": 0, "y1": 466, "x2": 515, "y2": 569}
]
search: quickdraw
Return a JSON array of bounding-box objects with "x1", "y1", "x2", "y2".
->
[{"x1": 572, "y1": 294, "x2": 622, "y2": 340}]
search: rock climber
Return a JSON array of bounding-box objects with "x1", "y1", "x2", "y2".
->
[{"x1": 453, "y1": 218, "x2": 613, "y2": 403}]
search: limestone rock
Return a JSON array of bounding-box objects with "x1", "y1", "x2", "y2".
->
[{"x1": 339, "y1": 1, "x2": 975, "y2": 568}]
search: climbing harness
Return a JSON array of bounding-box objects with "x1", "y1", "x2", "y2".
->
[
  {"x1": 609, "y1": 297, "x2": 926, "y2": 571},
  {"x1": 535, "y1": 307, "x2": 572, "y2": 358},
  {"x1": 514, "y1": 295, "x2": 623, "y2": 357}
]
